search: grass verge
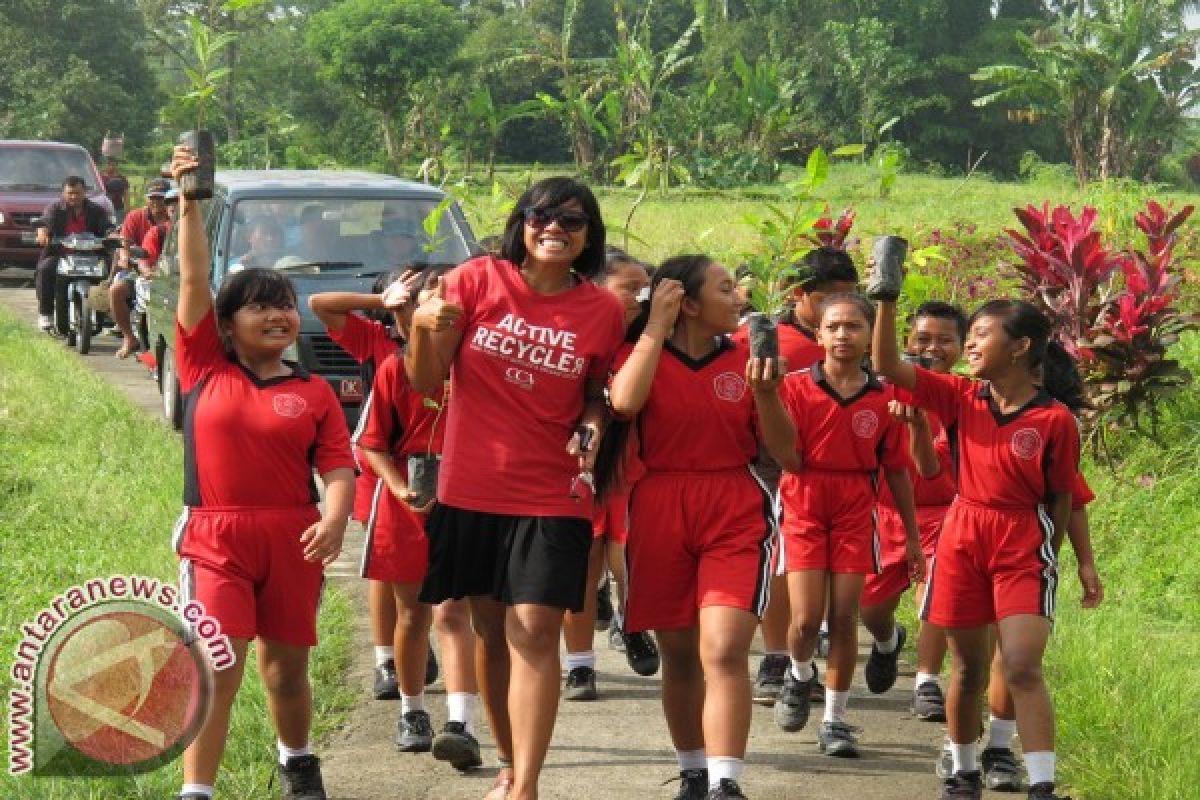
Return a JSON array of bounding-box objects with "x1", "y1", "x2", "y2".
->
[{"x1": 0, "y1": 305, "x2": 355, "y2": 799}]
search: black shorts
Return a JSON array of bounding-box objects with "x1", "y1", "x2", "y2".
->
[{"x1": 419, "y1": 504, "x2": 593, "y2": 611}]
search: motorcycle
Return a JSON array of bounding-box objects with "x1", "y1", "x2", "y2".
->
[{"x1": 36, "y1": 222, "x2": 122, "y2": 354}]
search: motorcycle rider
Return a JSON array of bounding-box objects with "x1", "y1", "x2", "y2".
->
[
  {"x1": 111, "y1": 179, "x2": 172, "y2": 358},
  {"x1": 34, "y1": 176, "x2": 114, "y2": 332}
]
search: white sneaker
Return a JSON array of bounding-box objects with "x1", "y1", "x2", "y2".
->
[{"x1": 37, "y1": 314, "x2": 53, "y2": 331}]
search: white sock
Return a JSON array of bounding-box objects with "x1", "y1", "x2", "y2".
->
[
  {"x1": 180, "y1": 785, "x2": 214, "y2": 798},
  {"x1": 951, "y1": 741, "x2": 978, "y2": 774},
  {"x1": 277, "y1": 740, "x2": 312, "y2": 766},
  {"x1": 676, "y1": 747, "x2": 706, "y2": 771},
  {"x1": 987, "y1": 715, "x2": 1017, "y2": 750},
  {"x1": 789, "y1": 658, "x2": 815, "y2": 682},
  {"x1": 401, "y1": 693, "x2": 425, "y2": 714},
  {"x1": 706, "y1": 756, "x2": 743, "y2": 787},
  {"x1": 1025, "y1": 751, "x2": 1056, "y2": 785},
  {"x1": 447, "y1": 692, "x2": 476, "y2": 733},
  {"x1": 875, "y1": 626, "x2": 900, "y2": 654},
  {"x1": 374, "y1": 645, "x2": 394, "y2": 666},
  {"x1": 915, "y1": 671, "x2": 941, "y2": 689},
  {"x1": 613, "y1": 607, "x2": 625, "y2": 630},
  {"x1": 819, "y1": 620, "x2": 829, "y2": 634},
  {"x1": 565, "y1": 650, "x2": 596, "y2": 671},
  {"x1": 823, "y1": 689, "x2": 849, "y2": 723}
]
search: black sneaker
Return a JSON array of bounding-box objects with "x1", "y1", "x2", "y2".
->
[
  {"x1": 773, "y1": 665, "x2": 815, "y2": 732},
  {"x1": 817, "y1": 719, "x2": 860, "y2": 758},
  {"x1": 595, "y1": 581, "x2": 613, "y2": 630},
  {"x1": 1027, "y1": 782, "x2": 1070, "y2": 800},
  {"x1": 912, "y1": 680, "x2": 946, "y2": 721},
  {"x1": 982, "y1": 747, "x2": 1024, "y2": 791},
  {"x1": 278, "y1": 754, "x2": 327, "y2": 800},
  {"x1": 705, "y1": 778, "x2": 748, "y2": 799},
  {"x1": 940, "y1": 770, "x2": 983, "y2": 799},
  {"x1": 564, "y1": 665, "x2": 598, "y2": 701},
  {"x1": 431, "y1": 721, "x2": 483, "y2": 770},
  {"x1": 752, "y1": 654, "x2": 788, "y2": 705},
  {"x1": 396, "y1": 709, "x2": 433, "y2": 752},
  {"x1": 425, "y1": 646, "x2": 439, "y2": 686},
  {"x1": 373, "y1": 658, "x2": 399, "y2": 700},
  {"x1": 864, "y1": 624, "x2": 906, "y2": 694},
  {"x1": 623, "y1": 629, "x2": 660, "y2": 676},
  {"x1": 669, "y1": 768, "x2": 709, "y2": 800},
  {"x1": 608, "y1": 620, "x2": 626, "y2": 652}
]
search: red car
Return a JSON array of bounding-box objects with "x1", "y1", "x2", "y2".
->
[{"x1": 0, "y1": 140, "x2": 114, "y2": 268}]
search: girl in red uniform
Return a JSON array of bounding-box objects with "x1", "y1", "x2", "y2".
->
[
  {"x1": 608, "y1": 255, "x2": 776, "y2": 800},
  {"x1": 859, "y1": 301, "x2": 967, "y2": 715},
  {"x1": 873, "y1": 295, "x2": 1083, "y2": 800},
  {"x1": 748, "y1": 293, "x2": 922, "y2": 759},
  {"x1": 561, "y1": 248, "x2": 656, "y2": 701},
  {"x1": 405, "y1": 178, "x2": 625, "y2": 800},
  {"x1": 356, "y1": 265, "x2": 481, "y2": 770},
  {"x1": 310, "y1": 270, "x2": 420, "y2": 700},
  {"x1": 171, "y1": 148, "x2": 355, "y2": 800}
]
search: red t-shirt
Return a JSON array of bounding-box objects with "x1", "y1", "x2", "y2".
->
[
  {"x1": 733, "y1": 319, "x2": 825, "y2": 371},
  {"x1": 439, "y1": 256, "x2": 625, "y2": 517},
  {"x1": 1072, "y1": 470, "x2": 1094, "y2": 511},
  {"x1": 910, "y1": 367, "x2": 1080, "y2": 508},
  {"x1": 121, "y1": 207, "x2": 160, "y2": 252},
  {"x1": 357, "y1": 352, "x2": 448, "y2": 462},
  {"x1": 176, "y1": 309, "x2": 355, "y2": 508},
  {"x1": 142, "y1": 223, "x2": 169, "y2": 267},
  {"x1": 623, "y1": 338, "x2": 758, "y2": 473},
  {"x1": 879, "y1": 410, "x2": 956, "y2": 511}
]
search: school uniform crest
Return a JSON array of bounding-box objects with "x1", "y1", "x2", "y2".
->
[
  {"x1": 273, "y1": 393, "x2": 308, "y2": 418},
  {"x1": 713, "y1": 371, "x2": 748, "y2": 402},
  {"x1": 851, "y1": 409, "x2": 880, "y2": 438},
  {"x1": 1010, "y1": 428, "x2": 1042, "y2": 461}
]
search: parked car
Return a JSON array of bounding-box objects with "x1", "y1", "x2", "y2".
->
[
  {"x1": 0, "y1": 140, "x2": 114, "y2": 268},
  {"x1": 145, "y1": 169, "x2": 480, "y2": 429}
]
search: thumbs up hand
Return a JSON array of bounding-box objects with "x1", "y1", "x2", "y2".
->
[{"x1": 411, "y1": 275, "x2": 463, "y2": 332}]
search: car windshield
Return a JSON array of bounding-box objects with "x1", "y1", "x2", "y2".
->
[
  {"x1": 0, "y1": 147, "x2": 97, "y2": 190},
  {"x1": 224, "y1": 197, "x2": 471, "y2": 274}
]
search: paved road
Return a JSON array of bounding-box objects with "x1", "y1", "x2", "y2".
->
[{"x1": 0, "y1": 271, "x2": 958, "y2": 799}]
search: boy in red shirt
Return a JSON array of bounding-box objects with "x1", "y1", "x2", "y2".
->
[{"x1": 749, "y1": 293, "x2": 922, "y2": 759}]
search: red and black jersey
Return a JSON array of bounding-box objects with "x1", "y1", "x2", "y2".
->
[
  {"x1": 329, "y1": 311, "x2": 397, "y2": 395},
  {"x1": 777, "y1": 362, "x2": 910, "y2": 474},
  {"x1": 176, "y1": 310, "x2": 355, "y2": 508},
  {"x1": 1072, "y1": 470, "x2": 1094, "y2": 511},
  {"x1": 879, "y1": 410, "x2": 957, "y2": 511},
  {"x1": 356, "y1": 352, "x2": 448, "y2": 461},
  {"x1": 733, "y1": 319, "x2": 825, "y2": 371},
  {"x1": 622, "y1": 338, "x2": 758, "y2": 473},
  {"x1": 910, "y1": 367, "x2": 1080, "y2": 508}
]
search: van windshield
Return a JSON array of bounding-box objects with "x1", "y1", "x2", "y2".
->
[
  {"x1": 0, "y1": 147, "x2": 97, "y2": 191},
  {"x1": 225, "y1": 197, "x2": 471, "y2": 274}
]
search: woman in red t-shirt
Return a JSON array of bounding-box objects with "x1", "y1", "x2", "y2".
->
[
  {"x1": 405, "y1": 177, "x2": 625, "y2": 800},
  {"x1": 171, "y1": 147, "x2": 355, "y2": 800}
]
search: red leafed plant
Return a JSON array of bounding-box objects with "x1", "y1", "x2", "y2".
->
[
  {"x1": 1007, "y1": 200, "x2": 1197, "y2": 443},
  {"x1": 1081, "y1": 201, "x2": 1198, "y2": 437},
  {"x1": 803, "y1": 206, "x2": 857, "y2": 250}
]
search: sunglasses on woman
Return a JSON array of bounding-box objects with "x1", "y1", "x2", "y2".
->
[{"x1": 522, "y1": 206, "x2": 589, "y2": 233}]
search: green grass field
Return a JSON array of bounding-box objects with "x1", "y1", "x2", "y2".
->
[{"x1": 0, "y1": 307, "x2": 355, "y2": 799}]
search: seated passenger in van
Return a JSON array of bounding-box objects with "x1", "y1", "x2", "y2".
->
[{"x1": 229, "y1": 217, "x2": 285, "y2": 271}]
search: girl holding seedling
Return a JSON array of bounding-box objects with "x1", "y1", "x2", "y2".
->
[
  {"x1": 562, "y1": 247, "x2": 659, "y2": 702},
  {"x1": 871, "y1": 286, "x2": 1083, "y2": 800},
  {"x1": 405, "y1": 177, "x2": 625, "y2": 800},
  {"x1": 607, "y1": 255, "x2": 777, "y2": 800},
  {"x1": 310, "y1": 270, "x2": 430, "y2": 702},
  {"x1": 357, "y1": 264, "x2": 484, "y2": 772},
  {"x1": 170, "y1": 146, "x2": 355, "y2": 800},
  {"x1": 747, "y1": 293, "x2": 923, "y2": 760}
]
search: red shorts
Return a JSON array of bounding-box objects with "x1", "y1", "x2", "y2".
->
[
  {"x1": 780, "y1": 471, "x2": 878, "y2": 574},
  {"x1": 877, "y1": 504, "x2": 950, "y2": 563},
  {"x1": 625, "y1": 468, "x2": 776, "y2": 633},
  {"x1": 592, "y1": 489, "x2": 631, "y2": 544},
  {"x1": 861, "y1": 562, "x2": 910, "y2": 607},
  {"x1": 360, "y1": 482, "x2": 428, "y2": 585},
  {"x1": 921, "y1": 498, "x2": 1057, "y2": 628},
  {"x1": 174, "y1": 505, "x2": 324, "y2": 647}
]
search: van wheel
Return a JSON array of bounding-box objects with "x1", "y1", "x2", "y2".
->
[{"x1": 161, "y1": 346, "x2": 183, "y2": 430}]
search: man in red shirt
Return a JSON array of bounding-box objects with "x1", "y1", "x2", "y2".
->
[
  {"x1": 33, "y1": 176, "x2": 114, "y2": 330},
  {"x1": 111, "y1": 179, "x2": 172, "y2": 357}
]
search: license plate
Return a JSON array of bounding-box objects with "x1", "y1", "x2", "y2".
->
[
  {"x1": 20, "y1": 231, "x2": 37, "y2": 244},
  {"x1": 339, "y1": 379, "x2": 363, "y2": 402}
]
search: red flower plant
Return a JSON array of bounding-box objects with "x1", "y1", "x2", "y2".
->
[{"x1": 804, "y1": 207, "x2": 856, "y2": 249}]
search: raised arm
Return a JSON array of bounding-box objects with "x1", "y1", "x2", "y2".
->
[
  {"x1": 609, "y1": 279, "x2": 683, "y2": 416},
  {"x1": 172, "y1": 146, "x2": 212, "y2": 332},
  {"x1": 872, "y1": 300, "x2": 917, "y2": 391},
  {"x1": 405, "y1": 276, "x2": 463, "y2": 394},
  {"x1": 310, "y1": 273, "x2": 416, "y2": 332}
]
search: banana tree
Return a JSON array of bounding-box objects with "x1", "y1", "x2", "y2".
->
[{"x1": 610, "y1": 133, "x2": 691, "y2": 250}]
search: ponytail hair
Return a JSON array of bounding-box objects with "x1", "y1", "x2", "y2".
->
[{"x1": 1041, "y1": 340, "x2": 1088, "y2": 412}]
